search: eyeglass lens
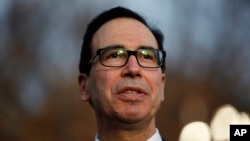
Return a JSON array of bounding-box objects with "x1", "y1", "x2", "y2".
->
[{"x1": 100, "y1": 48, "x2": 163, "y2": 68}]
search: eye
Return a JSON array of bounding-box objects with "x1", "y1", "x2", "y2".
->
[
  {"x1": 139, "y1": 50, "x2": 155, "y2": 60},
  {"x1": 103, "y1": 49, "x2": 127, "y2": 60},
  {"x1": 109, "y1": 52, "x2": 119, "y2": 58}
]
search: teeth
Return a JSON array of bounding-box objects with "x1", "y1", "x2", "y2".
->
[{"x1": 124, "y1": 90, "x2": 139, "y2": 94}]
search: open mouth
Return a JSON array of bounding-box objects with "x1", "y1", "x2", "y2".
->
[
  {"x1": 122, "y1": 90, "x2": 141, "y2": 94},
  {"x1": 116, "y1": 86, "x2": 148, "y2": 101},
  {"x1": 118, "y1": 86, "x2": 147, "y2": 95}
]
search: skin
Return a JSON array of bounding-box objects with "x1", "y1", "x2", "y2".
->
[{"x1": 79, "y1": 18, "x2": 166, "y2": 141}]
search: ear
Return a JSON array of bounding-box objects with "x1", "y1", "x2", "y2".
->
[
  {"x1": 78, "y1": 73, "x2": 90, "y2": 101},
  {"x1": 161, "y1": 73, "x2": 166, "y2": 101}
]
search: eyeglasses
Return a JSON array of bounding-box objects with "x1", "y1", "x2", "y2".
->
[{"x1": 89, "y1": 46, "x2": 166, "y2": 68}]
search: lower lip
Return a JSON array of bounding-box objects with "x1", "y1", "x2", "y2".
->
[{"x1": 116, "y1": 93, "x2": 147, "y2": 101}]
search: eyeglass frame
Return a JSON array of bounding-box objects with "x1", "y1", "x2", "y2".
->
[{"x1": 88, "y1": 46, "x2": 166, "y2": 68}]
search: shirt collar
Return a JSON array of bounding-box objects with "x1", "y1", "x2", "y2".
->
[
  {"x1": 147, "y1": 128, "x2": 162, "y2": 141},
  {"x1": 95, "y1": 128, "x2": 162, "y2": 141}
]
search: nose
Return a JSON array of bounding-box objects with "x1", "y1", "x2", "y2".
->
[{"x1": 121, "y1": 55, "x2": 141, "y2": 77}]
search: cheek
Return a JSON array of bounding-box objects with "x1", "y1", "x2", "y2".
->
[
  {"x1": 88, "y1": 69, "x2": 119, "y2": 104},
  {"x1": 147, "y1": 72, "x2": 165, "y2": 100}
]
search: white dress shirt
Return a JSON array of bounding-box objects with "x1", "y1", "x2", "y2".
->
[{"x1": 95, "y1": 128, "x2": 162, "y2": 141}]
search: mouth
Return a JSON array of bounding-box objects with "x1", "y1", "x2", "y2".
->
[
  {"x1": 122, "y1": 90, "x2": 142, "y2": 94},
  {"x1": 116, "y1": 86, "x2": 148, "y2": 101}
]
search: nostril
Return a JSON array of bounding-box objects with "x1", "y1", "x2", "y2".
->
[{"x1": 124, "y1": 71, "x2": 141, "y2": 77}]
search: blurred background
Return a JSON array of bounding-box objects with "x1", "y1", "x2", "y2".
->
[{"x1": 0, "y1": 0, "x2": 249, "y2": 141}]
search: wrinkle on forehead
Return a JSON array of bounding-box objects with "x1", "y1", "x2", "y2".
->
[{"x1": 91, "y1": 18, "x2": 158, "y2": 52}]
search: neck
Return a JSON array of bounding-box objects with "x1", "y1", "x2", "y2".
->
[{"x1": 96, "y1": 116, "x2": 156, "y2": 141}]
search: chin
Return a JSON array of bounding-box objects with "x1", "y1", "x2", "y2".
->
[{"x1": 117, "y1": 110, "x2": 150, "y2": 124}]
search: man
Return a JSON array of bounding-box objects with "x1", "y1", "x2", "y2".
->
[{"x1": 78, "y1": 6, "x2": 166, "y2": 141}]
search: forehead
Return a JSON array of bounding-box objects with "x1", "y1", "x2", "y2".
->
[{"x1": 91, "y1": 18, "x2": 158, "y2": 51}]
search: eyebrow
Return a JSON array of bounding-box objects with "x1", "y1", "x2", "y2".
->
[
  {"x1": 102, "y1": 45, "x2": 157, "y2": 50},
  {"x1": 101, "y1": 45, "x2": 124, "y2": 50},
  {"x1": 138, "y1": 46, "x2": 156, "y2": 50}
]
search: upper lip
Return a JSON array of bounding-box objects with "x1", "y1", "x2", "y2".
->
[{"x1": 117, "y1": 86, "x2": 148, "y2": 95}]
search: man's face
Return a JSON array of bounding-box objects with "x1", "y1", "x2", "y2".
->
[{"x1": 79, "y1": 18, "x2": 165, "y2": 124}]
